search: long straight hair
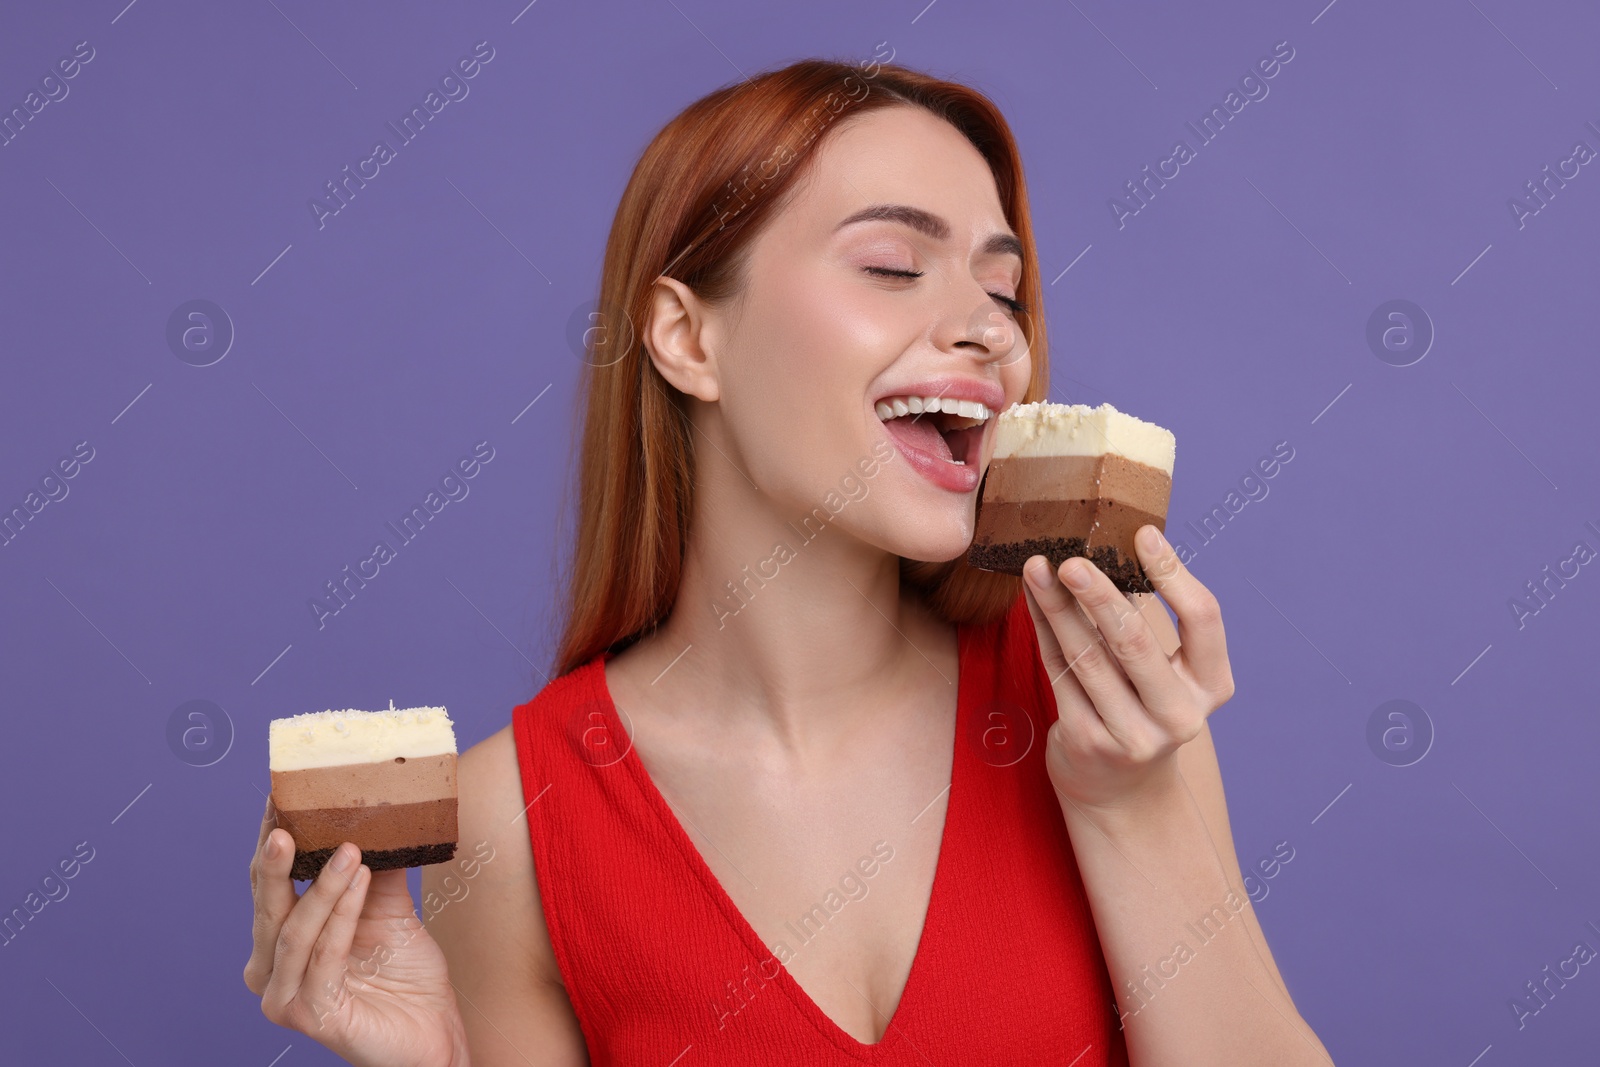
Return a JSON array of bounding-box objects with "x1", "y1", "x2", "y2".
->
[{"x1": 552, "y1": 56, "x2": 1050, "y2": 678}]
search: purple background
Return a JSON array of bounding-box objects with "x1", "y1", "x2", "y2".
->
[{"x1": 3, "y1": 0, "x2": 1597, "y2": 1063}]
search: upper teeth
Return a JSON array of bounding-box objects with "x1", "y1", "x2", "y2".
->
[{"x1": 874, "y1": 395, "x2": 992, "y2": 421}]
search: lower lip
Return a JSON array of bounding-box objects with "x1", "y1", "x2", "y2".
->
[{"x1": 879, "y1": 418, "x2": 982, "y2": 493}]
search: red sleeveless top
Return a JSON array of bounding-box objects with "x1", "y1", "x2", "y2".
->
[{"x1": 512, "y1": 591, "x2": 1130, "y2": 1065}]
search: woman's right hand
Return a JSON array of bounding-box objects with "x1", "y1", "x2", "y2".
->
[{"x1": 244, "y1": 795, "x2": 472, "y2": 1067}]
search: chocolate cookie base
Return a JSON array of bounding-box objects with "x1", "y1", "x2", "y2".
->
[
  {"x1": 290, "y1": 840, "x2": 457, "y2": 882},
  {"x1": 967, "y1": 536, "x2": 1155, "y2": 595}
]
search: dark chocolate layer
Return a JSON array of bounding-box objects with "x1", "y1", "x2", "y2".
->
[
  {"x1": 970, "y1": 496, "x2": 1165, "y2": 590},
  {"x1": 967, "y1": 536, "x2": 1156, "y2": 594},
  {"x1": 974, "y1": 499, "x2": 1164, "y2": 543},
  {"x1": 290, "y1": 841, "x2": 457, "y2": 882}
]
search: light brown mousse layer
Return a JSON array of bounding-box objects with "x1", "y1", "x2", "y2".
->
[
  {"x1": 271, "y1": 753, "x2": 457, "y2": 853},
  {"x1": 270, "y1": 753, "x2": 456, "y2": 809}
]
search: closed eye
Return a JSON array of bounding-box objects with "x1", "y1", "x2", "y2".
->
[{"x1": 861, "y1": 266, "x2": 1028, "y2": 316}]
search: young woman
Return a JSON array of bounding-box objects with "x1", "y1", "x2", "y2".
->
[{"x1": 245, "y1": 58, "x2": 1333, "y2": 1066}]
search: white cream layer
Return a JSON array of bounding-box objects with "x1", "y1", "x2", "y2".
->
[
  {"x1": 992, "y1": 401, "x2": 1175, "y2": 472},
  {"x1": 269, "y1": 704, "x2": 457, "y2": 771}
]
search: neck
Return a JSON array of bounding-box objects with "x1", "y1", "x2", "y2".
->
[{"x1": 621, "y1": 458, "x2": 957, "y2": 755}]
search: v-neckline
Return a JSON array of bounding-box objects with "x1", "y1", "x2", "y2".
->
[{"x1": 593, "y1": 622, "x2": 972, "y2": 1059}]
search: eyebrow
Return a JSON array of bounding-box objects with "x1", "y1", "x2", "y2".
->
[{"x1": 835, "y1": 203, "x2": 1024, "y2": 262}]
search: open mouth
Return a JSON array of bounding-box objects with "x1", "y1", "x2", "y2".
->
[{"x1": 874, "y1": 394, "x2": 991, "y2": 466}]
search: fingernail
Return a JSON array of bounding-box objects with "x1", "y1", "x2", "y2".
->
[
  {"x1": 1063, "y1": 560, "x2": 1093, "y2": 590},
  {"x1": 265, "y1": 834, "x2": 279, "y2": 860},
  {"x1": 330, "y1": 844, "x2": 354, "y2": 873},
  {"x1": 1025, "y1": 557, "x2": 1051, "y2": 588},
  {"x1": 1139, "y1": 525, "x2": 1166, "y2": 554}
]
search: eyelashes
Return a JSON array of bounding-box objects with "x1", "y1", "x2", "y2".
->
[{"x1": 862, "y1": 266, "x2": 1029, "y2": 316}]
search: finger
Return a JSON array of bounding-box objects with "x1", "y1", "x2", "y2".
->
[
  {"x1": 256, "y1": 793, "x2": 277, "y2": 854},
  {"x1": 1021, "y1": 579, "x2": 1107, "y2": 753},
  {"x1": 1022, "y1": 555, "x2": 1135, "y2": 740},
  {"x1": 262, "y1": 843, "x2": 364, "y2": 1014},
  {"x1": 1026, "y1": 555, "x2": 1138, "y2": 697},
  {"x1": 1020, "y1": 558, "x2": 1108, "y2": 688},
  {"x1": 1054, "y1": 553, "x2": 1190, "y2": 730},
  {"x1": 1134, "y1": 525, "x2": 1234, "y2": 700},
  {"x1": 245, "y1": 802, "x2": 297, "y2": 996},
  {"x1": 1128, "y1": 591, "x2": 1182, "y2": 659},
  {"x1": 301, "y1": 863, "x2": 371, "y2": 1031},
  {"x1": 250, "y1": 794, "x2": 277, "y2": 896}
]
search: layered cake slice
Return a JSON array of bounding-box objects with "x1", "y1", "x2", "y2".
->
[
  {"x1": 968, "y1": 401, "x2": 1175, "y2": 594},
  {"x1": 269, "y1": 703, "x2": 458, "y2": 881}
]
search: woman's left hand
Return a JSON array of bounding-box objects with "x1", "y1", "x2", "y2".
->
[{"x1": 1021, "y1": 524, "x2": 1236, "y2": 815}]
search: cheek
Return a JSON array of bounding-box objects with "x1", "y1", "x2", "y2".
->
[
  {"x1": 998, "y1": 327, "x2": 1034, "y2": 402},
  {"x1": 733, "y1": 269, "x2": 899, "y2": 408},
  {"x1": 791, "y1": 276, "x2": 897, "y2": 377}
]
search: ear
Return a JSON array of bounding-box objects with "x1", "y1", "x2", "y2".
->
[{"x1": 642, "y1": 274, "x2": 721, "y2": 404}]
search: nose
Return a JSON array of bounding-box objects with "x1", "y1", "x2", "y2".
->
[{"x1": 938, "y1": 286, "x2": 1029, "y2": 371}]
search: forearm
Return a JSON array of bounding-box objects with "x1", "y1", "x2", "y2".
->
[{"x1": 1055, "y1": 765, "x2": 1333, "y2": 1066}]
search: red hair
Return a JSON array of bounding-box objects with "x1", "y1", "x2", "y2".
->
[{"x1": 552, "y1": 56, "x2": 1050, "y2": 678}]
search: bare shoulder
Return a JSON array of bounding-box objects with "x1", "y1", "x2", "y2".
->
[{"x1": 423, "y1": 723, "x2": 590, "y2": 1066}]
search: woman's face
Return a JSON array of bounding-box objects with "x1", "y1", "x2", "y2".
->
[{"x1": 690, "y1": 103, "x2": 1033, "y2": 564}]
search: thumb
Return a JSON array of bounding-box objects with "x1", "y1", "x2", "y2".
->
[{"x1": 359, "y1": 866, "x2": 420, "y2": 921}]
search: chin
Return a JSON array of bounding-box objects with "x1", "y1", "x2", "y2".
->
[{"x1": 879, "y1": 503, "x2": 977, "y2": 566}]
